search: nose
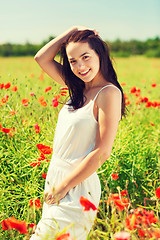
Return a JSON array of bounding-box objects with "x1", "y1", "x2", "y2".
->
[{"x1": 77, "y1": 61, "x2": 85, "y2": 70}]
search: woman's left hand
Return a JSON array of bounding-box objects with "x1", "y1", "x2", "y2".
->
[{"x1": 44, "y1": 184, "x2": 69, "y2": 205}]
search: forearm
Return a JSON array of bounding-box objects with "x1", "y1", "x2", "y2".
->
[
  {"x1": 62, "y1": 148, "x2": 109, "y2": 193},
  {"x1": 34, "y1": 27, "x2": 77, "y2": 62}
]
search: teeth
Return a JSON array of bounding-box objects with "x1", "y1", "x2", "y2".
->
[{"x1": 80, "y1": 70, "x2": 90, "y2": 75}]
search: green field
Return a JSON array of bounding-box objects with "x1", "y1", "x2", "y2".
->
[{"x1": 0, "y1": 56, "x2": 160, "y2": 239}]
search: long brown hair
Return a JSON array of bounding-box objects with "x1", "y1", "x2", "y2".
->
[{"x1": 60, "y1": 30, "x2": 126, "y2": 117}]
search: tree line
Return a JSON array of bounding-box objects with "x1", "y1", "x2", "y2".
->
[{"x1": 0, "y1": 36, "x2": 160, "y2": 57}]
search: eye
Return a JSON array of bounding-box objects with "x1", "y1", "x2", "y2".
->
[
  {"x1": 83, "y1": 55, "x2": 89, "y2": 60},
  {"x1": 70, "y1": 60, "x2": 76, "y2": 65}
]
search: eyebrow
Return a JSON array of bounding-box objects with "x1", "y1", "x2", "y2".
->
[{"x1": 68, "y1": 52, "x2": 89, "y2": 60}]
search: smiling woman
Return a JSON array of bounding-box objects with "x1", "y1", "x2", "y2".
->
[{"x1": 30, "y1": 26, "x2": 126, "y2": 240}]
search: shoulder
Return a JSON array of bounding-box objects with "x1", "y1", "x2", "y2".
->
[
  {"x1": 96, "y1": 85, "x2": 122, "y2": 121},
  {"x1": 96, "y1": 85, "x2": 122, "y2": 107}
]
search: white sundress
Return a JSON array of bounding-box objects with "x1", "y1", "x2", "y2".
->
[{"x1": 30, "y1": 85, "x2": 120, "y2": 240}]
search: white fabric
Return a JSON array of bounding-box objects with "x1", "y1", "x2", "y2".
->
[{"x1": 30, "y1": 85, "x2": 119, "y2": 240}]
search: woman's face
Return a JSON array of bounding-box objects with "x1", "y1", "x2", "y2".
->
[{"x1": 66, "y1": 42, "x2": 100, "y2": 84}]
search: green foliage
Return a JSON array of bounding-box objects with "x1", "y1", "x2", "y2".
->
[{"x1": 0, "y1": 56, "x2": 159, "y2": 239}]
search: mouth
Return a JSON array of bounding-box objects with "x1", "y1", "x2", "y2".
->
[{"x1": 79, "y1": 69, "x2": 91, "y2": 76}]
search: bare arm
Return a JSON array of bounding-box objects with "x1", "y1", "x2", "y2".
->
[
  {"x1": 34, "y1": 27, "x2": 78, "y2": 86},
  {"x1": 44, "y1": 87, "x2": 121, "y2": 204}
]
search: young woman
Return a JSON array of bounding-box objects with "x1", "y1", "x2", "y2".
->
[{"x1": 30, "y1": 26, "x2": 126, "y2": 240}]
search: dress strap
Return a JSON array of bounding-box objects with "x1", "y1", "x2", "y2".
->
[{"x1": 93, "y1": 85, "x2": 120, "y2": 102}]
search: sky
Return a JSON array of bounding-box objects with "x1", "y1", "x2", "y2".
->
[{"x1": 0, "y1": 0, "x2": 160, "y2": 44}]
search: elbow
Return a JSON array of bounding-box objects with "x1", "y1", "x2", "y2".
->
[{"x1": 34, "y1": 54, "x2": 40, "y2": 63}]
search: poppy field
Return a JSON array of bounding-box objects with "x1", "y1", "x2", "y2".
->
[{"x1": 0, "y1": 56, "x2": 160, "y2": 239}]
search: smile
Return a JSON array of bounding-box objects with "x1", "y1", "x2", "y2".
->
[{"x1": 79, "y1": 69, "x2": 91, "y2": 76}]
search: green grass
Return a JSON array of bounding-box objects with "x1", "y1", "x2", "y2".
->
[{"x1": 0, "y1": 56, "x2": 160, "y2": 239}]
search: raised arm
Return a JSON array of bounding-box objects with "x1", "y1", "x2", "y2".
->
[{"x1": 34, "y1": 27, "x2": 78, "y2": 86}]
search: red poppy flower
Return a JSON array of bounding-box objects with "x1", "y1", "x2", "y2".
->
[
  {"x1": 80, "y1": 196, "x2": 97, "y2": 211},
  {"x1": 155, "y1": 187, "x2": 160, "y2": 199},
  {"x1": 37, "y1": 144, "x2": 53, "y2": 154},
  {"x1": 151, "y1": 83, "x2": 157, "y2": 87},
  {"x1": 38, "y1": 96, "x2": 45, "y2": 103},
  {"x1": 11, "y1": 86, "x2": 18, "y2": 91},
  {"x1": 42, "y1": 173, "x2": 47, "y2": 179},
  {"x1": 111, "y1": 173, "x2": 119, "y2": 180},
  {"x1": 29, "y1": 223, "x2": 36, "y2": 229},
  {"x1": 1, "y1": 219, "x2": 11, "y2": 230},
  {"x1": 121, "y1": 83, "x2": 126, "y2": 86},
  {"x1": 1, "y1": 95, "x2": 9, "y2": 103},
  {"x1": 45, "y1": 86, "x2": 52, "y2": 93},
  {"x1": 138, "y1": 229, "x2": 146, "y2": 237},
  {"x1": 52, "y1": 98, "x2": 59, "y2": 107},
  {"x1": 60, "y1": 87, "x2": 68, "y2": 90},
  {"x1": 56, "y1": 232, "x2": 73, "y2": 240},
  {"x1": 39, "y1": 73, "x2": 44, "y2": 81},
  {"x1": 150, "y1": 122, "x2": 155, "y2": 126},
  {"x1": 145, "y1": 101, "x2": 152, "y2": 107},
  {"x1": 35, "y1": 123, "x2": 40, "y2": 133},
  {"x1": 121, "y1": 190, "x2": 128, "y2": 196},
  {"x1": 125, "y1": 100, "x2": 130, "y2": 106},
  {"x1": 41, "y1": 101, "x2": 47, "y2": 107},
  {"x1": 1, "y1": 217, "x2": 28, "y2": 234},
  {"x1": 30, "y1": 92, "x2": 35, "y2": 96},
  {"x1": 124, "y1": 93, "x2": 128, "y2": 99},
  {"x1": 60, "y1": 91, "x2": 67, "y2": 96},
  {"x1": 4, "y1": 82, "x2": 11, "y2": 89},
  {"x1": 130, "y1": 87, "x2": 137, "y2": 94},
  {"x1": 22, "y1": 98, "x2": 29, "y2": 106},
  {"x1": 29, "y1": 199, "x2": 42, "y2": 209},
  {"x1": 9, "y1": 110, "x2": 16, "y2": 115},
  {"x1": 107, "y1": 193, "x2": 129, "y2": 211},
  {"x1": 0, "y1": 83, "x2": 4, "y2": 89},
  {"x1": 30, "y1": 73, "x2": 35, "y2": 78},
  {"x1": 29, "y1": 161, "x2": 41, "y2": 167},
  {"x1": 114, "y1": 231, "x2": 131, "y2": 240},
  {"x1": 0, "y1": 123, "x2": 2, "y2": 130},
  {"x1": 2, "y1": 128, "x2": 11, "y2": 133},
  {"x1": 152, "y1": 101, "x2": 158, "y2": 107}
]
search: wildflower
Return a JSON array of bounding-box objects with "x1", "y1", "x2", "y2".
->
[
  {"x1": 42, "y1": 173, "x2": 47, "y2": 179},
  {"x1": 145, "y1": 101, "x2": 152, "y2": 108},
  {"x1": 0, "y1": 123, "x2": 2, "y2": 130},
  {"x1": 37, "y1": 144, "x2": 53, "y2": 154},
  {"x1": 9, "y1": 110, "x2": 17, "y2": 115},
  {"x1": 1, "y1": 95, "x2": 9, "y2": 103},
  {"x1": 130, "y1": 86, "x2": 137, "y2": 94},
  {"x1": 124, "y1": 93, "x2": 128, "y2": 99},
  {"x1": 29, "y1": 199, "x2": 42, "y2": 209},
  {"x1": 22, "y1": 98, "x2": 29, "y2": 106},
  {"x1": 152, "y1": 101, "x2": 158, "y2": 107},
  {"x1": 38, "y1": 96, "x2": 45, "y2": 103},
  {"x1": 138, "y1": 229, "x2": 146, "y2": 237},
  {"x1": 45, "y1": 86, "x2": 52, "y2": 93},
  {"x1": 56, "y1": 232, "x2": 73, "y2": 240},
  {"x1": 125, "y1": 100, "x2": 130, "y2": 106},
  {"x1": 114, "y1": 231, "x2": 131, "y2": 240},
  {"x1": 121, "y1": 82, "x2": 126, "y2": 86},
  {"x1": 1, "y1": 217, "x2": 28, "y2": 234},
  {"x1": 80, "y1": 196, "x2": 97, "y2": 211},
  {"x1": 2, "y1": 128, "x2": 11, "y2": 133},
  {"x1": 111, "y1": 173, "x2": 119, "y2": 180},
  {"x1": 29, "y1": 161, "x2": 41, "y2": 167},
  {"x1": 60, "y1": 87, "x2": 68, "y2": 90},
  {"x1": 107, "y1": 193, "x2": 129, "y2": 211},
  {"x1": 11, "y1": 86, "x2": 18, "y2": 91},
  {"x1": 52, "y1": 98, "x2": 59, "y2": 107},
  {"x1": 155, "y1": 187, "x2": 160, "y2": 199},
  {"x1": 29, "y1": 223, "x2": 36, "y2": 231},
  {"x1": 150, "y1": 122, "x2": 155, "y2": 126},
  {"x1": 151, "y1": 83, "x2": 157, "y2": 87},
  {"x1": 41, "y1": 101, "x2": 47, "y2": 107},
  {"x1": 30, "y1": 92, "x2": 35, "y2": 96},
  {"x1": 0, "y1": 83, "x2": 4, "y2": 89},
  {"x1": 39, "y1": 73, "x2": 44, "y2": 81},
  {"x1": 60, "y1": 90, "x2": 67, "y2": 96},
  {"x1": 4, "y1": 82, "x2": 11, "y2": 89},
  {"x1": 35, "y1": 123, "x2": 40, "y2": 133},
  {"x1": 121, "y1": 190, "x2": 128, "y2": 196}
]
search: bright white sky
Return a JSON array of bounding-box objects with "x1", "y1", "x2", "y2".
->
[{"x1": 0, "y1": 0, "x2": 160, "y2": 44}]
